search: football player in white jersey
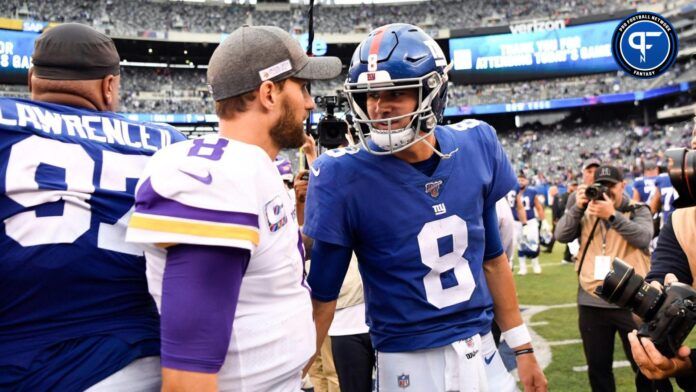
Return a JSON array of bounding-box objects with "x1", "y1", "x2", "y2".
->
[{"x1": 126, "y1": 26, "x2": 342, "y2": 391}]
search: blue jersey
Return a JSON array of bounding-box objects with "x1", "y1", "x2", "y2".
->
[
  {"x1": 633, "y1": 175, "x2": 657, "y2": 203},
  {"x1": 655, "y1": 173, "x2": 678, "y2": 221},
  {"x1": 0, "y1": 98, "x2": 186, "y2": 389},
  {"x1": 304, "y1": 120, "x2": 516, "y2": 352},
  {"x1": 518, "y1": 187, "x2": 538, "y2": 221}
]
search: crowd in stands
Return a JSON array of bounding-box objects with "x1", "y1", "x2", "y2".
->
[
  {"x1": 119, "y1": 67, "x2": 212, "y2": 114},
  {"x1": 0, "y1": 0, "x2": 637, "y2": 36},
  {"x1": 2, "y1": 62, "x2": 695, "y2": 113},
  {"x1": 448, "y1": 58, "x2": 696, "y2": 107},
  {"x1": 499, "y1": 118, "x2": 695, "y2": 186},
  {"x1": 1, "y1": 56, "x2": 694, "y2": 114}
]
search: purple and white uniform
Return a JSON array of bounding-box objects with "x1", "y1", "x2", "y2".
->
[{"x1": 126, "y1": 134, "x2": 313, "y2": 391}]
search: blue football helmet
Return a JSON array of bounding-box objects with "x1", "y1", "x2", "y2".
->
[{"x1": 344, "y1": 24, "x2": 451, "y2": 155}]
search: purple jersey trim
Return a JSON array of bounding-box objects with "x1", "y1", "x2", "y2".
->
[
  {"x1": 160, "y1": 244, "x2": 250, "y2": 373},
  {"x1": 135, "y1": 178, "x2": 259, "y2": 227}
]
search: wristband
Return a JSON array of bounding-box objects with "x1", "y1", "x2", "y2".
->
[
  {"x1": 514, "y1": 348, "x2": 535, "y2": 356},
  {"x1": 501, "y1": 324, "x2": 531, "y2": 348}
]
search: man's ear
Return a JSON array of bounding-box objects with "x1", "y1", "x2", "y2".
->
[
  {"x1": 257, "y1": 80, "x2": 280, "y2": 111},
  {"x1": 101, "y1": 74, "x2": 116, "y2": 108}
]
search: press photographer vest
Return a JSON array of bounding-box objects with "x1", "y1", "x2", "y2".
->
[
  {"x1": 671, "y1": 206, "x2": 696, "y2": 288},
  {"x1": 577, "y1": 202, "x2": 651, "y2": 297}
]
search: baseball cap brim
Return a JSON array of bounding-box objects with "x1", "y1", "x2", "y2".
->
[
  {"x1": 583, "y1": 159, "x2": 600, "y2": 170},
  {"x1": 596, "y1": 177, "x2": 620, "y2": 184},
  {"x1": 295, "y1": 57, "x2": 343, "y2": 80}
]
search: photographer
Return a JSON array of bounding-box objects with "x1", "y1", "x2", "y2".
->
[
  {"x1": 630, "y1": 183, "x2": 696, "y2": 390},
  {"x1": 555, "y1": 165, "x2": 655, "y2": 391}
]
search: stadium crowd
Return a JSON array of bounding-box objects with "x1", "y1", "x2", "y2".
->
[
  {"x1": 0, "y1": 0, "x2": 636, "y2": 36},
  {"x1": 7, "y1": 61, "x2": 695, "y2": 114},
  {"x1": 499, "y1": 118, "x2": 695, "y2": 187},
  {"x1": 448, "y1": 58, "x2": 696, "y2": 107}
]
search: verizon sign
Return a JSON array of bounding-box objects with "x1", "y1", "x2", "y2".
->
[{"x1": 509, "y1": 19, "x2": 567, "y2": 34}]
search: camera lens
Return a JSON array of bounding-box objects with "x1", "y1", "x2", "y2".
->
[
  {"x1": 598, "y1": 259, "x2": 663, "y2": 320},
  {"x1": 585, "y1": 185, "x2": 601, "y2": 200},
  {"x1": 667, "y1": 148, "x2": 696, "y2": 207}
]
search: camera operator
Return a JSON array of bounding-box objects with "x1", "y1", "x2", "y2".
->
[
  {"x1": 627, "y1": 146, "x2": 696, "y2": 390},
  {"x1": 555, "y1": 164, "x2": 656, "y2": 391}
]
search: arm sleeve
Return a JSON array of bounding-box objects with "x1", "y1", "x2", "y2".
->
[
  {"x1": 646, "y1": 214, "x2": 693, "y2": 286},
  {"x1": 306, "y1": 239, "x2": 353, "y2": 302},
  {"x1": 160, "y1": 244, "x2": 249, "y2": 373},
  {"x1": 609, "y1": 204, "x2": 653, "y2": 249},
  {"x1": 127, "y1": 175, "x2": 260, "y2": 251},
  {"x1": 495, "y1": 197, "x2": 515, "y2": 255},
  {"x1": 480, "y1": 123, "x2": 517, "y2": 210},
  {"x1": 303, "y1": 157, "x2": 353, "y2": 247},
  {"x1": 483, "y1": 204, "x2": 504, "y2": 261}
]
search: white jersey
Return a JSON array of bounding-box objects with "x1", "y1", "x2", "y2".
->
[{"x1": 126, "y1": 135, "x2": 314, "y2": 391}]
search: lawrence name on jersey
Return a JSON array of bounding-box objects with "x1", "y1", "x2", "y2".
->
[{"x1": 0, "y1": 97, "x2": 185, "y2": 389}]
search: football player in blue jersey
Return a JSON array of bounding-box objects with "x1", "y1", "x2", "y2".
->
[
  {"x1": 515, "y1": 173, "x2": 546, "y2": 275},
  {"x1": 0, "y1": 24, "x2": 186, "y2": 390},
  {"x1": 304, "y1": 24, "x2": 547, "y2": 391},
  {"x1": 632, "y1": 160, "x2": 659, "y2": 203},
  {"x1": 650, "y1": 170, "x2": 679, "y2": 225}
]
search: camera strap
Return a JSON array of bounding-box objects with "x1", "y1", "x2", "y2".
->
[
  {"x1": 577, "y1": 202, "x2": 646, "y2": 275},
  {"x1": 577, "y1": 218, "x2": 600, "y2": 276}
]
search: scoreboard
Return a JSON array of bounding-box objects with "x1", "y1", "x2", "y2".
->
[
  {"x1": 0, "y1": 29, "x2": 38, "y2": 84},
  {"x1": 448, "y1": 19, "x2": 621, "y2": 84}
]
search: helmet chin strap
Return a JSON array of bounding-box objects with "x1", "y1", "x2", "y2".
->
[
  {"x1": 421, "y1": 137, "x2": 459, "y2": 159},
  {"x1": 415, "y1": 123, "x2": 459, "y2": 159}
]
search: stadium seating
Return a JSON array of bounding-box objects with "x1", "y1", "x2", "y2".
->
[
  {"x1": 0, "y1": 0, "x2": 635, "y2": 36},
  {"x1": 497, "y1": 118, "x2": 694, "y2": 185}
]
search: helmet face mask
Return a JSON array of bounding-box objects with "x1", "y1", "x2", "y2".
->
[{"x1": 344, "y1": 24, "x2": 451, "y2": 155}]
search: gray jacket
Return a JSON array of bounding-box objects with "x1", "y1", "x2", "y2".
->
[{"x1": 554, "y1": 192, "x2": 653, "y2": 307}]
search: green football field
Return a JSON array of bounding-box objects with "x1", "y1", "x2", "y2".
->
[{"x1": 515, "y1": 243, "x2": 696, "y2": 391}]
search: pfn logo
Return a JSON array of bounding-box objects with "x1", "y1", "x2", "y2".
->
[
  {"x1": 628, "y1": 31, "x2": 662, "y2": 63},
  {"x1": 612, "y1": 12, "x2": 678, "y2": 79}
]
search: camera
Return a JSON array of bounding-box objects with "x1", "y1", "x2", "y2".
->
[
  {"x1": 666, "y1": 148, "x2": 696, "y2": 207},
  {"x1": 595, "y1": 258, "x2": 696, "y2": 357},
  {"x1": 314, "y1": 94, "x2": 351, "y2": 149},
  {"x1": 585, "y1": 183, "x2": 609, "y2": 201}
]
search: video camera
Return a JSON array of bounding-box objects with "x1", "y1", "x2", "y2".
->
[
  {"x1": 666, "y1": 148, "x2": 696, "y2": 208},
  {"x1": 314, "y1": 94, "x2": 354, "y2": 150},
  {"x1": 595, "y1": 258, "x2": 696, "y2": 357}
]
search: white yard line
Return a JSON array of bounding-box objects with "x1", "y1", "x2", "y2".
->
[
  {"x1": 548, "y1": 339, "x2": 582, "y2": 346},
  {"x1": 573, "y1": 361, "x2": 631, "y2": 372},
  {"x1": 516, "y1": 303, "x2": 576, "y2": 370}
]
